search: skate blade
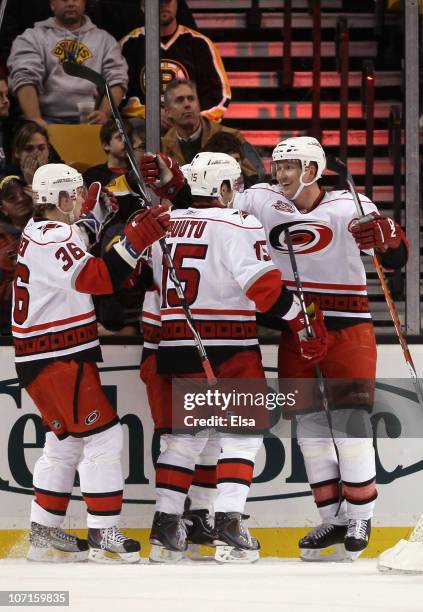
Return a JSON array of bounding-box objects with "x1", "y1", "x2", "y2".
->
[
  {"x1": 27, "y1": 545, "x2": 88, "y2": 563},
  {"x1": 378, "y1": 564, "x2": 423, "y2": 575},
  {"x1": 300, "y1": 544, "x2": 351, "y2": 563},
  {"x1": 149, "y1": 543, "x2": 183, "y2": 564},
  {"x1": 214, "y1": 545, "x2": 260, "y2": 564},
  {"x1": 88, "y1": 547, "x2": 140, "y2": 564},
  {"x1": 184, "y1": 543, "x2": 215, "y2": 561},
  {"x1": 343, "y1": 548, "x2": 364, "y2": 561}
]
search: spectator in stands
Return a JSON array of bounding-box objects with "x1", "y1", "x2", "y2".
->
[
  {"x1": 82, "y1": 119, "x2": 133, "y2": 186},
  {"x1": 0, "y1": 0, "x2": 196, "y2": 62},
  {"x1": 5, "y1": 122, "x2": 60, "y2": 186},
  {"x1": 0, "y1": 75, "x2": 10, "y2": 173},
  {"x1": 121, "y1": 0, "x2": 231, "y2": 127},
  {"x1": 0, "y1": 175, "x2": 33, "y2": 334},
  {"x1": 204, "y1": 131, "x2": 260, "y2": 188},
  {"x1": 91, "y1": 122, "x2": 147, "y2": 336},
  {"x1": 7, "y1": 0, "x2": 128, "y2": 126},
  {"x1": 161, "y1": 79, "x2": 265, "y2": 182},
  {"x1": 130, "y1": 122, "x2": 146, "y2": 166}
]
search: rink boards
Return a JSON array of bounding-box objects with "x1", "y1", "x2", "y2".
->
[{"x1": 0, "y1": 343, "x2": 423, "y2": 558}]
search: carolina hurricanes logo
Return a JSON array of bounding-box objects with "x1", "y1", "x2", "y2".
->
[
  {"x1": 85, "y1": 410, "x2": 100, "y2": 426},
  {"x1": 269, "y1": 220, "x2": 333, "y2": 255},
  {"x1": 41, "y1": 223, "x2": 61, "y2": 235}
]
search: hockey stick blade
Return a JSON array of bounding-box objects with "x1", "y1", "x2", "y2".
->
[
  {"x1": 63, "y1": 61, "x2": 105, "y2": 90},
  {"x1": 326, "y1": 156, "x2": 349, "y2": 179}
]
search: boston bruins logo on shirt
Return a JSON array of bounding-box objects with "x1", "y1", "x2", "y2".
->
[
  {"x1": 269, "y1": 220, "x2": 333, "y2": 255},
  {"x1": 53, "y1": 39, "x2": 93, "y2": 64},
  {"x1": 140, "y1": 59, "x2": 189, "y2": 97}
]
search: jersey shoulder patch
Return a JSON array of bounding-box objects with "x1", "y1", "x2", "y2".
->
[{"x1": 23, "y1": 220, "x2": 72, "y2": 246}]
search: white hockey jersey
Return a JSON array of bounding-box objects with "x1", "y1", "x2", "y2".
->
[
  {"x1": 12, "y1": 219, "x2": 101, "y2": 375},
  {"x1": 149, "y1": 206, "x2": 279, "y2": 373},
  {"x1": 141, "y1": 287, "x2": 161, "y2": 360},
  {"x1": 233, "y1": 185, "x2": 378, "y2": 327}
]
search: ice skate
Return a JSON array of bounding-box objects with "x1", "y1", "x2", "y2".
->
[
  {"x1": 149, "y1": 511, "x2": 188, "y2": 563},
  {"x1": 344, "y1": 519, "x2": 371, "y2": 561},
  {"x1": 183, "y1": 508, "x2": 215, "y2": 561},
  {"x1": 88, "y1": 526, "x2": 140, "y2": 564},
  {"x1": 27, "y1": 522, "x2": 89, "y2": 563},
  {"x1": 299, "y1": 523, "x2": 348, "y2": 562},
  {"x1": 213, "y1": 512, "x2": 260, "y2": 564}
]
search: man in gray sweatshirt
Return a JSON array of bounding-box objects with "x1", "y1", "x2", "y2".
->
[{"x1": 7, "y1": 0, "x2": 128, "y2": 126}]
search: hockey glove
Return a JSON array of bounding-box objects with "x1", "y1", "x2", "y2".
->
[
  {"x1": 115, "y1": 204, "x2": 170, "y2": 265},
  {"x1": 350, "y1": 213, "x2": 403, "y2": 252},
  {"x1": 287, "y1": 302, "x2": 328, "y2": 364},
  {"x1": 141, "y1": 153, "x2": 185, "y2": 199},
  {"x1": 79, "y1": 182, "x2": 119, "y2": 240}
]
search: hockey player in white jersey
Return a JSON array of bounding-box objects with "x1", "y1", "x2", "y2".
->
[
  {"x1": 141, "y1": 139, "x2": 408, "y2": 561},
  {"x1": 140, "y1": 151, "x2": 327, "y2": 563},
  {"x1": 229, "y1": 137, "x2": 409, "y2": 560},
  {"x1": 12, "y1": 163, "x2": 170, "y2": 563},
  {"x1": 141, "y1": 287, "x2": 221, "y2": 560}
]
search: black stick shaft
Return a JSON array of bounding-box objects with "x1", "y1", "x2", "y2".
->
[
  {"x1": 328, "y1": 157, "x2": 423, "y2": 407},
  {"x1": 63, "y1": 62, "x2": 216, "y2": 382},
  {"x1": 284, "y1": 230, "x2": 339, "y2": 457},
  {"x1": 0, "y1": 0, "x2": 8, "y2": 33}
]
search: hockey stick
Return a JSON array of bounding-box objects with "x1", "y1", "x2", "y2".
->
[
  {"x1": 284, "y1": 230, "x2": 341, "y2": 462},
  {"x1": 326, "y1": 155, "x2": 423, "y2": 406},
  {"x1": 0, "y1": 0, "x2": 8, "y2": 34},
  {"x1": 63, "y1": 61, "x2": 217, "y2": 384}
]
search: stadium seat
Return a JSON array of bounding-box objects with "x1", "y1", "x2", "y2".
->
[{"x1": 47, "y1": 124, "x2": 107, "y2": 172}]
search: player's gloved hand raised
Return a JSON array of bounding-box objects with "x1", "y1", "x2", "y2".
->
[
  {"x1": 117, "y1": 204, "x2": 170, "y2": 262},
  {"x1": 287, "y1": 302, "x2": 328, "y2": 364},
  {"x1": 141, "y1": 153, "x2": 185, "y2": 199},
  {"x1": 79, "y1": 182, "x2": 119, "y2": 240},
  {"x1": 350, "y1": 213, "x2": 402, "y2": 252}
]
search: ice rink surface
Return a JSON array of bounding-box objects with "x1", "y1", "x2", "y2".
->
[{"x1": 0, "y1": 559, "x2": 422, "y2": 612}]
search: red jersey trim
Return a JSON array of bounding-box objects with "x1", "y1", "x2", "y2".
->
[
  {"x1": 162, "y1": 308, "x2": 256, "y2": 316},
  {"x1": 12, "y1": 309, "x2": 96, "y2": 334},
  {"x1": 284, "y1": 280, "x2": 367, "y2": 291},
  {"x1": 142, "y1": 310, "x2": 161, "y2": 322}
]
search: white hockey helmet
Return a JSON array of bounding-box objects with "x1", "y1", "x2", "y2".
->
[
  {"x1": 188, "y1": 152, "x2": 242, "y2": 204},
  {"x1": 32, "y1": 163, "x2": 84, "y2": 207},
  {"x1": 271, "y1": 136, "x2": 326, "y2": 199},
  {"x1": 180, "y1": 163, "x2": 191, "y2": 182}
]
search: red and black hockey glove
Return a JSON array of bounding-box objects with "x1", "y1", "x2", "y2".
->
[
  {"x1": 140, "y1": 153, "x2": 185, "y2": 199},
  {"x1": 79, "y1": 182, "x2": 119, "y2": 240},
  {"x1": 287, "y1": 302, "x2": 328, "y2": 364},
  {"x1": 350, "y1": 213, "x2": 403, "y2": 252},
  {"x1": 117, "y1": 204, "x2": 170, "y2": 261}
]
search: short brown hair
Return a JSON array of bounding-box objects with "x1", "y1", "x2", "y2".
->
[
  {"x1": 204, "y1": 132, "x2": 243, "y2": 157},
  {"x1": 99, "y1": 119, "x2": 133, "y2": 146},
  {"x1": 12, "y1": 122, "x2": 50, "y2": 161},
  {"x1": 163, "y1": 79, "x2": 198, "y2": 109}
]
